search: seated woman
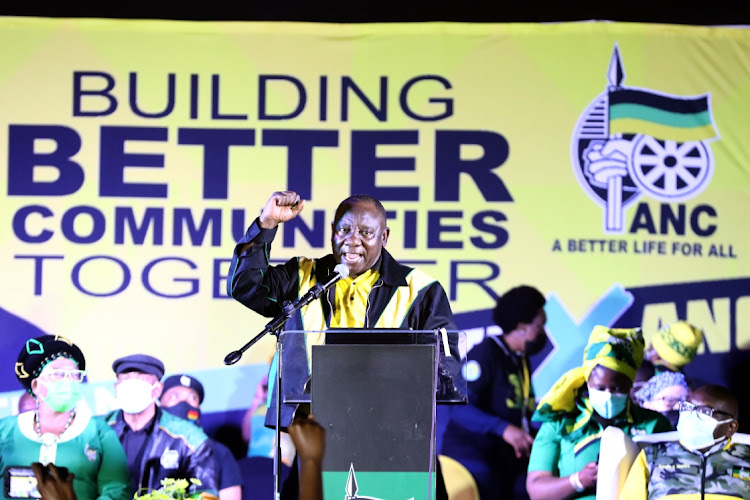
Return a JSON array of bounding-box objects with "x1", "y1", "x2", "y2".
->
[
  {"x1": 633, "y1": 371, "x2": 689, "y2": 429},
  {"x1": 526, "y1": 326, "x2": 672, "y2": 500},
  {"x1": 0, "y1": 334, "x2": 131, "y2": 500}
]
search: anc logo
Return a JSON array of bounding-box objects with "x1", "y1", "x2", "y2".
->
[{"x1": 570, "y1": 44, "x2": 720, "y2": 234}]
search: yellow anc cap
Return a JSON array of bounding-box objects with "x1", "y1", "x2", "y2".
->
[{"x1": 652, "y1": 321, "x2": 703, "y2": 368}]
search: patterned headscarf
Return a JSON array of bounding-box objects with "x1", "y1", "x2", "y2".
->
[
  {"x1": 634, "y1": 371, "x2": 689, "y2": 405},
  {"x1": 15, "y1": 335, "x2": 85, "y2": 392},
  {"x1": 533, "y1": 326, "x2": 644, "y2": 427}
]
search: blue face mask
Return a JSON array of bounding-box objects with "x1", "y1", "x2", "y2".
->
[
  {"x1": 676, "y1": 410, "x2": 732, "y2": 451},
  {"x1": 588, "y1": 387, "x2": 628, "y2": 419}
]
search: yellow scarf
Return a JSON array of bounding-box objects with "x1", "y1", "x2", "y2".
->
[{"x1": 533, "y1": 325, "x2": 644, "y2": 429}]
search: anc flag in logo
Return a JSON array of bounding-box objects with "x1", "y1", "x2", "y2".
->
[{"x1": 608, "y1": 88, "x2": 718, "y2": 142}]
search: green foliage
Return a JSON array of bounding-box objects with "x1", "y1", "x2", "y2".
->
[{"x1": 133, "y1": 478, "x2": 203, "y2": 500}]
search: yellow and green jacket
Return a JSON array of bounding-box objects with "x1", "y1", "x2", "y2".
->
[{"x1": 227, "y1": 218, "x2": 457, "y2": 428}]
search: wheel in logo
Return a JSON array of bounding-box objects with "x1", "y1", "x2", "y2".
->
[{"x1": 628, "y1": 135, "x2": 713, "y2": 202}]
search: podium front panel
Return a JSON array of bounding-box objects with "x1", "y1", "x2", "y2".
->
[{"x1": 312, "y1": 343, "x2": 437, "y2": 499}]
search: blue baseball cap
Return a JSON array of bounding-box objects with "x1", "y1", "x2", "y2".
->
[{"x1": 162, "y1": 374, "x2": 205, "y2": 404}]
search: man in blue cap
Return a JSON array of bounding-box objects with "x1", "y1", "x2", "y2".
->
[
  {"x1": 160, "y1": 373, "x2": 243, "y2": 500},
  {"x1": 106, "y1": 354, "x2": 220, "y2": 498}
]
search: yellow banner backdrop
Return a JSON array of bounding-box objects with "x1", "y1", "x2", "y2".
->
[{"x1": 0, "y1": 18, "x2": 748, "y2": 422}]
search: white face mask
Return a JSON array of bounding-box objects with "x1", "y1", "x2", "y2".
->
[
  {"x1": 676, "y1": 410, "x2": 732, "y2": 451},
  {"x1": 116, "y1": 379, "x2": 157, "y2": 414},
  {"x1": 588, "y1": 387, "x2": 628, "y2": 419}
]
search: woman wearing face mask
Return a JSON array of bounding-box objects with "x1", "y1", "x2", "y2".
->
[
  {"x1": 525, "y1": 326, "x2": 672, "y2": 500},
  {"x1": 0, "y1": 334, "x2": 131, "y2": 500}
]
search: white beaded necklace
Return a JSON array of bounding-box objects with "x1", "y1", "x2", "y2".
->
[{"x1": 34, "y1": 409, "x2": 76, "y2": 445}]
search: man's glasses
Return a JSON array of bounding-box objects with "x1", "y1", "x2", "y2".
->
[
  {"x1": 678, "y1": 401, "x2": 732, "y2": 421},
  {"x1": 39, "y1": 369, "x2": 86, "y2": 382}
]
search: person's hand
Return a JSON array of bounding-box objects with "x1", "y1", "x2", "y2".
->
[
  {"x1": 501, "y1": 424, "x2": 534, "y2": 458},
  {"x1": 577, "y1": 461, "x2": 598, "y2": 489},
  {"x1": 288, "y1": 413, "x2": 326, "y2": 464},
  {"x1": 31, "y1": 462, "x2": 77, "y2": 500},
  {"x1": 259, "y1": 191, "x2": 306, "y2": 229}
]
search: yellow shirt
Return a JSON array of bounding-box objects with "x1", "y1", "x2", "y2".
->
[{"x1": 331, "y1": 268, "x2": 380, "y2": 327}]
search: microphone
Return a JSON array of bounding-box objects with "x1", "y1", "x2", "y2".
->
[{"x1": 297, "y1": 263, "x2": 349, "y2": 307}]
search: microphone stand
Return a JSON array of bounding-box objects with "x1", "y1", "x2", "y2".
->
[
  {"x1": 224, "y1": 277, "x2": 335, "y2": 365},
  {"x1": 224, "y1": 280, "x2": 337, "y2": 500},
  {"x1": 224, "y1": 300, "x2": 294, "y2": 500},
  {"x1": 272, "y1": 328, "x2": 284, "y2": 500}
]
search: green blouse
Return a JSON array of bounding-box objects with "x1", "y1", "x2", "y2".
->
[
  {"x1": 0, "y1": 406, "x2": 131, "y2": 500},
  {"x1": 527, "y1": 402, "x2": 671, "y2": 500}
]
